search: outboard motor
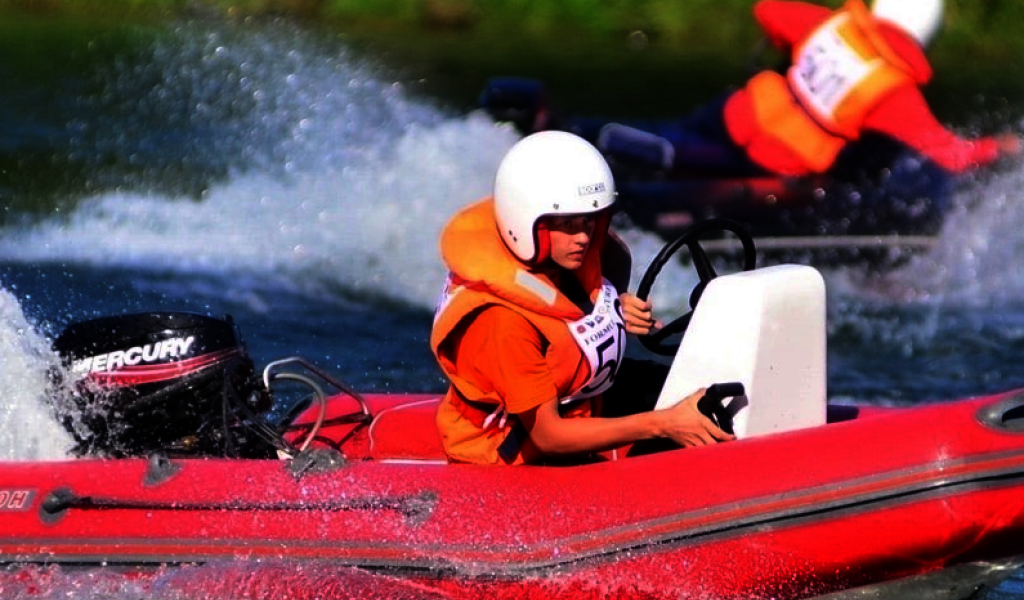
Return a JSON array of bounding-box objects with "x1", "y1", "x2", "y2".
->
[{"x1": 49, "y1": 312, "x2": 277, "y2": 458}]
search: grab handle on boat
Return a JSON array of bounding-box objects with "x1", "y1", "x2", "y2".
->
[
  {"x1": 39, "y1": 487, "x2": 438, "y2": 526},
  {"x1": 698, "y1": 382, "x2": 745, "y2": 435},
  {"x1": 978, "y1": 392, "x2": 1024, "y2": 432}
]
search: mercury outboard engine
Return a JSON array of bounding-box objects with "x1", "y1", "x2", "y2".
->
[{"x1": 50, "y1": 312, "x2": 278, "y2": 458}]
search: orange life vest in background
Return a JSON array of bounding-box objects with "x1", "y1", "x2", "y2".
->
[
  {"x1": 430, "y1": 198, "x2": 625, "y2": 464},
  {"x1": 726, "y1": 0, "x2": 925, "y2": 175}
]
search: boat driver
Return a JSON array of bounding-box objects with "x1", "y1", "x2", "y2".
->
[
  {"x1": 430, "y1": 131, "x2": 734, "y2": 465},
  {"x1": 718, "y1": 0, "x2": 1021, "y2": 176},
  {"x1": 563, "y1": 0, "x2": 1021, "y2": 177}
]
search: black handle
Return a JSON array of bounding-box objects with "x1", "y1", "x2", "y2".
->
[{"x1": 697, "y1": 382, "x2": 745, "y2": 434}]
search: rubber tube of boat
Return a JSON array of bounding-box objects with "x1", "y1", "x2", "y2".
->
[{"x1": 698, "y1": 382, "x2": 745, "y2": 434}]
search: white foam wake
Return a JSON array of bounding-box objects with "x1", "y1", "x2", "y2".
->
[{"x1": 0, "y1": 288, "x2": 74, "y2": 459}]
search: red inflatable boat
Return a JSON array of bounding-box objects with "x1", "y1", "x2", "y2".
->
[
  {"x1": 4, "y1": 226, "x2": 1024, "y2": 600},
  {"x1": 5, "y1": 387, "x2": 1024, "y2": 599}
]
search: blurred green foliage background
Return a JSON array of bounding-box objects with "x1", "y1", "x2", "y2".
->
[
  {"x1": 1, "y1": 0, "x2": 1022, "y2": 54},
  {"x1": 1, "y1": 0, "x2": 1021, "y2": 119}
]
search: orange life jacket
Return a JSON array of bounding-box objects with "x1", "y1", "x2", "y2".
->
[
  {"x1": 430, "y1": 198, "x2": 626, "y2": 464},
  {"x1": 727, "y1": 0, "x2": 923, "y2": 174}
]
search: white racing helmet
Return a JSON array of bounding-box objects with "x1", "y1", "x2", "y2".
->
[
  {"x1": 871, "y1": 0, "x2": 944, "y2": 48},
  {"x1": 493, "y1": 131, "x2": 617, "y2": 264}
]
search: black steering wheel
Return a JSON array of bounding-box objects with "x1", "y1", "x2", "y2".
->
[{"x1": 635, "y1": 218, "x2": 757, "y2": 356}]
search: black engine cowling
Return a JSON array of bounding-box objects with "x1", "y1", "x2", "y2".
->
[{"x1": 50, "y1": 311, "x2": 275, "y2": 458}]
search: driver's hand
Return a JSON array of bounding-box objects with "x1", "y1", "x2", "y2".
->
[
  {"x1": 658, "y1": 388, "x2": 736, "y2": 447},
  {"x1": 619, "y1": 292, "x2": 661, "y2": 336}
]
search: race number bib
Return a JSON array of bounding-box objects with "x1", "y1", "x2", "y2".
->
[
  {"x1": 563, "y1": 281, "x2": 626, "y2": 403},
  {"x1": 789, "y1": 15, "x2": 877, "y2": 119}
]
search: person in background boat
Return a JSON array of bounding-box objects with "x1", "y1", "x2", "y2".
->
[
  {"x1": 517, "y1": 0, "x2": 1021, "y2": 178},
  {"x1": 430, "y1": 131, "x2": 734, "y2": 465}
]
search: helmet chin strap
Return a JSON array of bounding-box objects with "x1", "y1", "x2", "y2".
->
[{"x1": 532, "y1": 221, "x2": 552, "y2": 265}]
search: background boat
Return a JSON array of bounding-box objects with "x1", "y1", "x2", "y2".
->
[{"x1": 477, "y1": 76, "x2": 997, "y2": 267}]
